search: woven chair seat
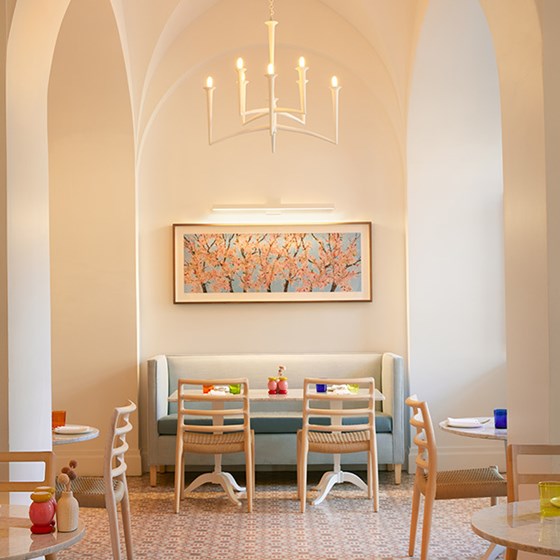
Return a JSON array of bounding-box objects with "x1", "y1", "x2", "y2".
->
[
  {"x1": 56, "y1": 477, "x2": 125, "y2": 508},
  {"x1": 306, "y1": 429, "x2": 371, "y2": 454},
  {"x1": 419, "y1": 466, "x2": 507, "y2": 500},
  {"x1": 183, "y1": 430, "x2": 247, "y2": 455}
]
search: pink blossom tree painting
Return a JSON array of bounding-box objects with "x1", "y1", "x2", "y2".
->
[
  {"x1": 183, "y1": 232, "x2": 361, "y2": 293},
  {"x1": 174, "y1": 223, "x2": 372, "y2": 303}
]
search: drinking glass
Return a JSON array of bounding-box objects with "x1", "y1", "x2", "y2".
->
[
  {"x1": 539, "y1": 481, "x2": 560, "y2": 517},
  {"x1": 51, "y1": 410, "x2": 66, "y2": 430},
  {"x1": 493, "y1": 408, "x2": 507, "y2": 429}
]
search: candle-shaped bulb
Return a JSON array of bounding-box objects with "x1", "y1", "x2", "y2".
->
[
  {"x1": 298, "y1": 56, "x2": 306, "y2": 68},
  {"x1": 267, "y1": 63, "x2": 275, "y2": 75},
  {"x1": 206, "y1": 76, "x2": 214, "y2": 88},
  {"x1": 236, "y1": 57, "x2": 244, "y2": 70},
  {"x1": 331, "y1": 76, "x2": 338, "y2": 88}
]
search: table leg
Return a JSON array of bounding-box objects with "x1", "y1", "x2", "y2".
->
[
  {"x1": 184, "y1": 413, "x2": 247, "y2": 507},
  {"x1": 480, "y1": 543, "x2": 505, "y2": 560},
  {"x1": 312, "y1": 400, "x2": 370, "y2": 506},
  {"x1": 313, "y1": 455, "x2": 369, "y2": 505}
]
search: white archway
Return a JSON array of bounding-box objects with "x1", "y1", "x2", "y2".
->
[{"x1": 3, "y1": 0, "x2": 71, "y2": 453}]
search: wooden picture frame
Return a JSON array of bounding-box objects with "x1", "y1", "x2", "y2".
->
[{"x1": 173, "y1": 222, "x2": 372, "y2": 303}]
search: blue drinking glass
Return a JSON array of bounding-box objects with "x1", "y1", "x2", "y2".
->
[
  {"x1": 316, "y1": 384, "x2": 327, "y2": 393},
  {"x1": 494, "y1": 408, "x2": 507, "y2": 429}
]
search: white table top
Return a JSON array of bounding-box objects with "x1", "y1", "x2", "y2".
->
[
  {"x1": 168, "y1": 387, "x2": 385, "y2": 402},
  {"x1": 52, "y1": 426, "x2": 100, "y2": 446},
  {"x1": 0, "y1": 504, "x2": 85, "y2": 560},
  {"x1": 471, "y1": 500, "x2": 560, "y2": 556},
  {"x1": 439, "y1": 418, "x2": 507, "y2": 441}
]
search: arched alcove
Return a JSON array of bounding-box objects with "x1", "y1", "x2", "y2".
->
[
  {"x1": 480, "y1": 0, "x2": 560, "y2": 444},
  {"x1": 48, "y1": 0, "x2": 140, "y2": 473},
  {"x1": 407, "y1": 0, "x2": 505, "y2": 468},
  {"x1": 3, "y1": 0, "x2": 71, "y2": 454}
]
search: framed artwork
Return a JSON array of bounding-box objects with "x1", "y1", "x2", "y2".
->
[{"x1": 173, "y1": 222, "x2": 372, "y2": 303}]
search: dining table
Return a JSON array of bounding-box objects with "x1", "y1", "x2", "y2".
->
[
  {"x1": 0, "y1": 503, "x2": 85, "y2": 560},
  {"x1": 471, "y1": 499, "x2": 560, "y2": 557},
  {"x1": 169, "y1": 386, "x2": 385, "y2": 506},
  {"x1": 439, "y1": 416, "x2": 508, "y2": 560},
  {"x1": 439, "y1": 417, "x2": 507, "y2": 446},
  {"x1": 52, "y1": 425, "x2": 99, "y2": 446}
]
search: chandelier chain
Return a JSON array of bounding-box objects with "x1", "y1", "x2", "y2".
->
[{"x1": 269, "y1": 0, "x2": 275, "y2": 19}]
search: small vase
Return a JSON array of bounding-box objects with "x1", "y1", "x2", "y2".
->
[
  {"x1": 29, "y1": 490, "x2": 56, "y2": 534},
  {"x1": 277, "y1": 376, "x2": 288, "y2": 395},
  {"x1": 57, "y1": 490, "x2": 79, "y2": 532},
  {"x1": 267, "y1": 377, "x2": 278, "y2": 395}
]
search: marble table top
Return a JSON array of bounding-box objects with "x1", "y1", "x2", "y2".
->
[
  {"x1": 52, "y1": 425, "x2": 99, "y2": 445},
  {"x1": 471, "y1": 500, "x2": 560, "y2": 556},
  {"x1": 439, "y1": 417, "x2": 507, "y2": 441},
  {"x1": 0, "y1": 504, "x2": 85, "y2": 559},
  {"x1": 168, "y1": 387, "x2": 385, "y2": 402}
]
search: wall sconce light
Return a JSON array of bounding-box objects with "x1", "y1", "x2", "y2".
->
[{"x1": 211, "y1": 203, "x2": 335, "y2": 215}]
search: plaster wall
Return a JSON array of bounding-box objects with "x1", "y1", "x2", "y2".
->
[
  {"x1": 5, "y1": 0, "x2": 73, "y2": 457},
  {"x1": 407, "y1": 0, "x2": 506, "y2": 469},
  {"x1": 48, "y1": 0, "x2": 140, "y2": 474},
  {"x1": 481, "y1": 0, "x2": 560, "y2": 450},
  {"x1": 136, "y1": 0, "x2": 408, "y2": 466}
]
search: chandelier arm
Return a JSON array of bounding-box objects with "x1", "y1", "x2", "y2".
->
[
  {"x1": 275, "y1": 124, "x2": 338, "y2": 145},
  {"x1": 274, "y1": 111, "x2": 305, "y2": 125},
  {"x1": 240, "y1": 113, "x2": 269, "y2": 126},
  {"x1": 241, "y1": 108, "x2": 270, "y2": 119},
  {"x1": 203, "y1": 0, "x2": 339, "y2": 152},
  {"x1": 208, "y1": 125, "x2": 272, "y2": 146}
]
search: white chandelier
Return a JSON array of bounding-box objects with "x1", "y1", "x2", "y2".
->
[{"x1": 204, "y1": 0, "x2": 341, "y2": 153}]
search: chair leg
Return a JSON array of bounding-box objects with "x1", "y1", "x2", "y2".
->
[
  {"x1": 245, "y1": 432, "x2": 254, "y2": 513},
  {"x1": 174, "y1": 438, "x2": 183, "y2": 514},
  {"x1": 369, "y1": 431, "x2": 379, "y2": 512},
  {"x1": 408, "y1": 480, "x2": 421, "y2": 557},
  {"x1": 299, "y1": 438, "x2": 308, "y2": 513},
  {"x1": 296, "y1": 431, "x2": 301, "y2": 500},
  {"x1": 120, "y1": 482, "x2": 134, "y2": 560},
  {"x1": 367, "y1": 447, "x2": 373, "y2": 500},
  {"x1": 419, "y1": 488, "x2": 435, "y2": 560},
  {"x1": 106, "y1": 495, "x2": 122, "y2": 560},
  {"x1": 368, "y1": 448, "x2": 379, "y2": 512}
]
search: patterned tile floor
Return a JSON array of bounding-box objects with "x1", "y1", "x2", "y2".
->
[{"x1": 58, "y1": 470, "x2": 504, "y2": 559}]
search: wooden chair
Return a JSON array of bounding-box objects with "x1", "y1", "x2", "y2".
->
[
  {"x1": 59, "y1": 401, "x2": 136, "y2": 560},
  {"x1": 297, "y1": 377, "x2": 379, "y2": 513},
  {"x1": 0, "y1": 451, "x2": 55, "y2": 493},
  {"x1": 505, "y1": 443, "x2": 560, "y2": 560},
  {"x1": 0, "y1": 451, "x2": 56, "y2": 559},
  {"x1": 406, "y1": 395, "x2": 507, "y2": 560},
  {"x1": 174, "y1": 378, "x2": 254, "y2": 513}
]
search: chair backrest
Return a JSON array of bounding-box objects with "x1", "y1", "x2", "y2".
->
[
  {"x1": 405, "y1": 395, "x2": 437, "y2": 479},
  {"x1": 507, "y1": 444, "x2": 560, "y2": 502},
  {"x1": 177, "y1": 378, "x2": 250, "y2": 435},
  {"x1": 104, "y1": 401, "x2": 136, "y2": 489},
  {"x1": 301, "y1": 377, "x2": 376, "y2": 437},
  {"x1": 0, "y1": 451, "x2": 55, "y2": 492}
]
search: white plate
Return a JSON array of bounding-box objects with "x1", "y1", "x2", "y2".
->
[
  {"x1": 54, "y1": 425, "x2": 93, "y2": 435},
  {"x1": 446, "y1": 417, "x2": 489, "y2": 428}
]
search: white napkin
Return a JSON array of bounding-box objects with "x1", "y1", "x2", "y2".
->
[
  {"x1": 328, "y1": 384, "x2": 352, "y2": 395},
  {"x1": 446, "y1": 417, "x2": 483, "y2": 428},
  {"x1": 209, "y1": 385, "x2": 230, "y2": 395}
]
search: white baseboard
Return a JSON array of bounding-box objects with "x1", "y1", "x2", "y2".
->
[{"x1": 408, "y1": 444, "x2": 506, "y2": 474}]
